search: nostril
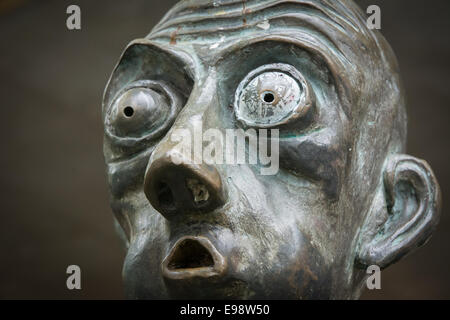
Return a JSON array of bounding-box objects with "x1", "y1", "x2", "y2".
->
[
  {"x1": 157, "y1": 182, "x2": 176, "y2": 211},
  {"x1": 168, "y1": 239, "x2": 214, "y2": 270}
]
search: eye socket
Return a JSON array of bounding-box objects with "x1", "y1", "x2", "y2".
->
[
  {"x1": 107, "y1": 82, "x2": 178, "y2": 139},
  {"x1": 234, "y1": 64, "x2": 314, "y2": 128}
]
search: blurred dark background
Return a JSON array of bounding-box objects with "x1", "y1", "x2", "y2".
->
[{"x1": 0, "y1": 0, "x2": 448, "y2": 299}]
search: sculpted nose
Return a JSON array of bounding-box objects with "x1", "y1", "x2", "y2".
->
[{"x1": 144, "y1": 150, "x2": 226, "y2": 220}]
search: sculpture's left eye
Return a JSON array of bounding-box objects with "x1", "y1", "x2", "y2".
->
[
  {"x1": 234, "y1": 63, "x2": 314, "y2": 128},
  {"x1": 109, "y1": 86, "x2": 171, "y2": 138}
]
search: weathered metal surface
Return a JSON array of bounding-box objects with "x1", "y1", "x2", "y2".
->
[{"x1": 102, "y1": 0, "x2": 441, "y2": 299}]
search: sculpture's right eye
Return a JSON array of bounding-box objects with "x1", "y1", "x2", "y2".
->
[{"x1": 109, "y1": 86, "x2": 171, "y2": 138}]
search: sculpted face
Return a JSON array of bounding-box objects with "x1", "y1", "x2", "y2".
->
[{"x1": 103, "y1": 0, "x2": 441, "y2": 299}]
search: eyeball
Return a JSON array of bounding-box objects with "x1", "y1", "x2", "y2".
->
[
  {"x1": 234, "y1": 64, "x2": 314, "y2": 128},
  {"x1": 109, "y1": 86, "x2": 170, "y2": 138}
]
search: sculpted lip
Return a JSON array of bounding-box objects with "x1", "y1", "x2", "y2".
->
[{"x1": 162, "y1": 236, "x2": 227, "y2": 280}]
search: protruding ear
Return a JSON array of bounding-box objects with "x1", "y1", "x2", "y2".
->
[{"x1": 357, "y1": 154, "x2": 441, "y2": 269}]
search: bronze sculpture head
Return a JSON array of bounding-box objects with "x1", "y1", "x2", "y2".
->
[{"x1": 102, "y1": 0, "x2": 441, "y2": 299}]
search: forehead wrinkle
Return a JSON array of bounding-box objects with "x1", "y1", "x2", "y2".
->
[
  {"x1": 149, "y1": 8, "x2": 347, "y2": 45},
  {"x1": 151, "y1": 18, "x2": 356, "y2": 75},
  {"x1": 152, "y1": 0, "x2": 353, "y2": 34},
  {"x1": 153, "y1": 0, "x2": 361, "y2": 34},
  {"x1": 147, "y1": 2, "x2": 374, "y2": 79},
  {"x1": 148, "y1": 6, "x2": 359, "y2": 71},
  {"x1": 150, "y1": 0, "x2": 362, "y2": 41}
]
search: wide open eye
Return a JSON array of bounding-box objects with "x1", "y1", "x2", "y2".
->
[
  {"x1": 107, "y1": 81, "x2": 182, "y2": 140},
  {"x1": 234, "y1": 63, "x2": 314, "y2": 128},
  {"x1": 110, "y1": 87, "x2": 169, "y2": 138}
]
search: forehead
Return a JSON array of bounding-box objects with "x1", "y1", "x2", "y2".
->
[
  {"x1": 150, "y1": 0, "x2": 366, "y2": 38},
  {"x1": 147, "y1": 0, "x2": 370, "y2": 58}
]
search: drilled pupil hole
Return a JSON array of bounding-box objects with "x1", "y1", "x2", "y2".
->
[
  {"x1": 123, "y1": 106, "x2": 134, "y2": 117},
  {"x1": 263, "y1": 92, "x2": 275, "y2": 103},
  {"x1": 158, "y1": 182, "x2": 175, "y2": 210},
  {"x1": 168, "y1": 240, "x2": 214, "y2": 269}
]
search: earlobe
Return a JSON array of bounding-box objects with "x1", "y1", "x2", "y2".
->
[{"x1": 357, "y1": 154, "x2": 441, "y2": 269}]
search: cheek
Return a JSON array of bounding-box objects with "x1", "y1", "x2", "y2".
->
[
  {"x1": 122, "y1": 225, "x2": 170, "y2": 299},
  {"x1": 280, "y1": 234, "x2": 334, "y2": 299},
  {"x1": 107, "y1": 153, "x2": 149, "y2": 199},
  {"x1": 224, "y1": 167, "x2": 339, "y2": 263},
  {"x1": 221, "y1": 167, "x2": 340, "y2": 297},
  {"x1": 279, "y1": 128, "x2": 348, "y2": 201},
  {"x1": 106, "y1": 153, "x2": 153, "y2": 239},
  {"x1": 117, "y1": 194, "x2": 170, "y2": 298},
  {"x1": 109, "y1": 183, "x2": 166, "y2": 248},
  {"x1": 225, "y1": 217, "x2": 333, "y2": 298}
]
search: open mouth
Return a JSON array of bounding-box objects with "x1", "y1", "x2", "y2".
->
[{"x1": 162, "y1": 236, "x2": 226, "y2": 280}]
